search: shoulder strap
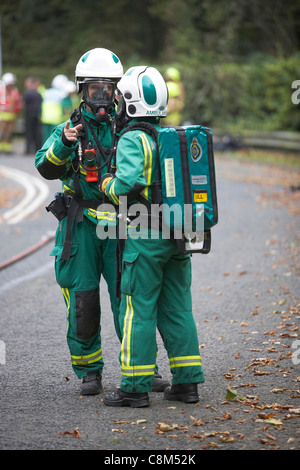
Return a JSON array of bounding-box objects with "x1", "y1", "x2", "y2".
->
[
  {"x1": 120, "y1": 121, "x2": 159, "y2": 141},
  {"x1": 120, "y1": 121, "x2": 163, "y2": 206},
  {"x1": 72, "y1": 105, "x2": 117, "y2": 175}
]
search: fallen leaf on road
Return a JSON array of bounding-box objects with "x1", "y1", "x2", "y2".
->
[
  {"x1": 190, "y1": 415, "x2": 209, "y2": 426},
  {"x1": 54, "y1": 428, "x2": 81, "y2": 439},
  {"x1": 156, "y1": 422, "x2": 175, "y2": 433},
  {"x1": 226, "y1": 385, "x2": 238, "y2": 400},
  {"x1": 288, "y1": 408, "x2": 300, "y2": 414},
  {"x1": 258, "y1": 412, "x2": 276, "y2": 419},
  {"x1": 254, "y1": 370, "x2": 272, "y2": 375},
  {"x1": 264, "y1": 418, "x2": 283, "y2": 426},
  {"x1": 215, "y1": 413, "x2": 232, "y2": 421},
  {"x1": 256, "y1": 418, "x2": 282, "y2": 426},
  {"x1": 265, "y1": 433, "x2": 277, "y2": 441}
]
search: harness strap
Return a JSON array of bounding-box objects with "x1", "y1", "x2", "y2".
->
[
  {"x1": 60, "y1": 197, "x2": 79, "y2": 261},
  {"x1": 60, "y1": 195, "x2": 100, "y2": 261},
  {"x1": 115, "y1": 236, "x2": 125, "y2": 300}
]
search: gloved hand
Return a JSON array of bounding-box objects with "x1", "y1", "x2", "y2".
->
[{"x1": 99, "y1": 173, "x2": 114, "y2": 194}]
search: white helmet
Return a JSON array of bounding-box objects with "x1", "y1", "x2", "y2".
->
[
  {"x1": 2, "y1": 72, "x2": 16, "y2": 86},
  {"x1": 75, "y1": 48, "x2": 123, "y2": 93},
  {"x1": 52, "y1": 74, "x2": 68, "y2": 89},
  {"x1": 117, "y1": 66, "x2": 168, "y2": 118},
  {"x1": 64, "y1": 80, "x2": 76, "y2": 94}
]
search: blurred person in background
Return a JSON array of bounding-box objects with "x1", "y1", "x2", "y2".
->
[
  {"x1": 62, "y1": 80, "x2": 80, "y2": 121},
  {"x1": 0, "y1": 73, "x2": 23, "y2": 154},
  {"x1": 164, "y1": 67, "x2": 184, "y2": 127},
  {"x1": 40, "y1": 74, "x2": 68, "y2": 143},
  {"x1": 23, "y1": 76, "x2": 43, "y2": 155}
]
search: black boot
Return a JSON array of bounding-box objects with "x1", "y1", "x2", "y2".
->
[
  {"x1": 103, "y1": 389, "x2": 150, "y2": 408},
  {"x1": 164, "y1": 383, "x2": 199, "y2": 403},
  {"x1": 152, "y1": 372, "x2": 170, "y2": 392},
  {"x1": 80, "y1": 371, "x2": 102, "y2": 395}
]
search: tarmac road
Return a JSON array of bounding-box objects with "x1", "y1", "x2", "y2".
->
[{"x1": 0, "y1": 144, "x2": 299, "y2": 454}]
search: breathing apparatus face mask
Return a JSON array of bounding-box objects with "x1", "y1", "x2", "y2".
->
[
  {"x1": 115, "y1": 93, "x2": 130, "y2": 131},
  {"x1": 83, "y1": 80, "x2": 116, "y2": 123}
]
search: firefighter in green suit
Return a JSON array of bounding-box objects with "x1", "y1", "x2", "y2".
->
[
  {"x1": 35, "y1": 49, "x2": 168, "y2": 396},
  {"x1": 100, "y1": 66, "x2": 205, "y2": 408},
  {"x1": 35, "y1": 48, "x2": 123, "y2": 395}
]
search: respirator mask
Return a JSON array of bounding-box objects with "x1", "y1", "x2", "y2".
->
[
  {"x1": 83, "y1": 80, "x2": 116, "y2": 123},
  {"x1": 115, "y1": 93, "x2": 130, "y2": 132}
]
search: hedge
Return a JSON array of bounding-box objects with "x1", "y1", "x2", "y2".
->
[{"x1": 181, "y1": 54, "x2": 300, "y2": 132}]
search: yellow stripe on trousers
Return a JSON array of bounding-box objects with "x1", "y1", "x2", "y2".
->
[
  {"x1": 120, "y1": 295, "x2": 155, "y2": 377},
  {"x1": 169, "y1": 355, "x2": 202, "y2": 368},
  {"x1": 62, "y1": 288, "x2": 70, "y2": 334},
  {"x1": 121, "y1": 364, "x2": 155, "y2": 376},
  {"x1": 120, "y1": 295, "x2": 134, "y2": 368}
]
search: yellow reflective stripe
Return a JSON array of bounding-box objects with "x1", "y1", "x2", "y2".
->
[
  {"x1": 120, "y1": 295, "x2": 134, "y2": 368},
  {"x1": 62, "y1": 184, "x2": 75, "y2": 193},
  {"x1": 139, "y1": 132, "x2": 152, "y2": 200},
  {"x1": 169, "y1": 355, "x2": 202, "y2": 368},
  {"x1": 108, "y1": 179, "x2": 119, "y2": 205},
  {"x1": 62, "y1": 288, "x2": 70, "y2": 333},
  {"x1": 87, "y1": 208, "x2": 117, "y2": 221},
  {"x1": 121, "y1": 364, "x2": 155, "y2": 376},
  {"x1": 0, "y1": 112, "x2": 16, "y2": 120},
  {"x1": 121, "y1": 364, "x2": 155, "y2": 370},
  {"x1": 71, "y1": 348, "x2": 103, "y2": 365},
  {"x1": 46, "y1": 142, "x2": 69, "y2": 166},
  {"x1": 62, "y1": 287, "x2": 70, "y2": 305}
]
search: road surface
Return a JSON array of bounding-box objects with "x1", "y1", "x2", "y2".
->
[{"x1": 0, "y1": 145, "x2": 299, "y2": 453}]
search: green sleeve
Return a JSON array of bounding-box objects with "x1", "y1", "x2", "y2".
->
[
  {"x1": 105, "y1": 132, "x2": 148, "y2": 205},
  {"x1": 35, "y1": 121, "x2": 78, "y2": 180}
]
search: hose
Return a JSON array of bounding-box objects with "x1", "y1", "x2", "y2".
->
[{"x1": 0, "y1": 231, "x2": 55, "y2": 271}]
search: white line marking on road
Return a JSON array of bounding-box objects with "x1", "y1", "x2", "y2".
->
[
  {"x1": 0, "y1": 260, "x2": 53, "y2": 295},
  {"x1": 0, "y1": 165, "x2": 49, "y2": 224}
]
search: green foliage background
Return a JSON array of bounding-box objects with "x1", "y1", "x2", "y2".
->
[{"x1": 1, "y1": 0, "x2": 300, "y2": 131}]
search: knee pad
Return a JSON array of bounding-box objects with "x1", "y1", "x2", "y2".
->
[{"x1": 75, "y1": 288, "x2": 100, "y2": 340}]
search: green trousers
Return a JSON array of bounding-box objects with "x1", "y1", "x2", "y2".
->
[
  {"x1": 50, "y1": 216, "x2": 120, "y2": 378},
  {"x1": 119, "y1": 231, "x2": 205, "y2": 393}
]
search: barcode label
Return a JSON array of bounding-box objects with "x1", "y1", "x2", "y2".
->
[{"x1": 164, "y1": 158, "x2": 176, "y2": 197}]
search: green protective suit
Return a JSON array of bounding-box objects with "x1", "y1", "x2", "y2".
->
[
  {"x1": 35, "y1": 106, "x2": 120, "y2": 378},
  {"x1": 105, "y1": 118, "x2": 205, "y2": 393}
]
